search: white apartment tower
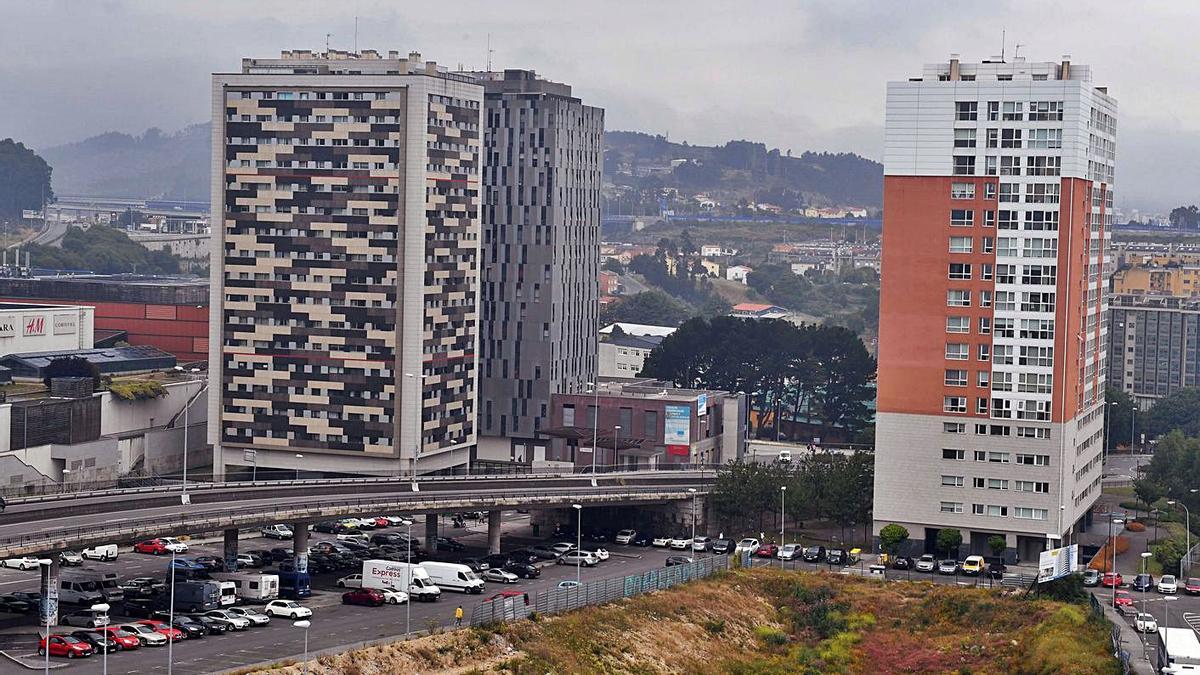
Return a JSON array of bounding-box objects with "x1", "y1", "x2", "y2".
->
[{"x1": 875, "y1": 56, "x2": 1116, "y2": 561}]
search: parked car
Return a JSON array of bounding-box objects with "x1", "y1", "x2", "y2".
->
[
  {"x1": 136, "y1": 620, "x2": 184, "y2": 642},
  {"x1": 265, "y1": 600, "x2": 312, "y2": 619},
  {"x1": 165, "y1": 616, "x2": 207, "y2": 640},
  {"x1": 827, "y1": 549, "x2": 848, "y2": 566},
  {"x1": 891, "y1": 556, "x2": 914, "y2": 570},
  {"x1": 483, "y1": 554, "x2": 514, "y2": 569},
  {"x1": 961, "y1": 555, "x2": 985, "y2": 576},
  {"x1": 987, "y1": 561, "x2": 1008, "y2": 579},
  {"x1": 120, "y1": 623, "x2": 169, "y2": 646},
  {"x1": 435, "y1": 537, "x2": 465, "y2": 552},
  {"x1": 377, "y1": 588, "x2": 409, "y2": 605},
  {"x1": 915, "y1": 554, "x2": 937, "y2": 573},
  {"x1": 777, "y1": 544, "x2": 801, "y2": 561},
  {"x1": 587, "y1": 548, "x2": 610, "y2": 562},
  {"x1": 236, "y1": 553, "x2": 265, "y2": 569},
  {"x1": 652, "y1": 535, "x2": 671, "y2": 548},
  {"x1": 336, "y1": 574, "x2": 363, "y2": 589},
  {"x1": 937, "y1": 559, "x2": 959, "y2": 575},
  {"x1": 260, "y1": 525, "x2": 293, "y2": 540},
  {"x1": 0, "y1": 595, "x2": 33, "y2": 613},
  {"x1": 614, "y1": 529, "x2": 637, "y2": 545},
  {"x1": 1102, "y1": 572, "x2": 1124, "y2": 588},
  {"x1": 557, "y1": 551, "x2": 599, "y2": 567},
  {"x1": 38, "y1": 635, "x2": 94, "y2": 659},
  {"x1": 69, "y1": 631, "x2": 118, "y2": 654},
  {"x1": 192, "y1": 556, "x2": 225, "y2": 571},
  {"x1": 133, "y1": 540, "x2": 170, "y2": 555},
  {"x1": 482, "y1": 568, "x2": 519, "y2": 584},
  {"x1": 1, "y1": 557, "x2": 40, "y2": 570},
  {"x1": 755, "y1": 543, "x2": 779, "y2": 558},
  {"x1": 268, "y1": 548, "x2": 293, "y2": 563},
  {"x1": 525, "y1": 546, "x2": 561, "y2": 560},
  {"x1": 62, "y1": 610, "x2": 110, "y2": 628},
  {"x1": 557, "y1": 580, "x2": 581, "y2": 590},
  {"x1": 185, "y1": 615, "x2": 228, "y2": 636},
  {"x1": 692, "y1": 537, "x2": 713, "y2": 552},
  {"x1": 1114, "y1": 590, "x2": 1135, "y2": 608},
  {"x1": 802, "y1": 545, "x2": 827, "y2": 563},
  {"x1": 81, "y1": 545, "x2": 119, "y2": 562},
  {"x1": 227, "y1": 606, "x2": 271, "y2": 626},
  {"x1": 58, "y1": 551, "x2": 83, "y2": 566},
  {"x1": 669, "y1": 536, "x2": 691, "y2": 550},
  {"x1": 158, "y1": 538, "x2": 189, "y2": 553},
  {"x1": 1082, "y1": 569, "x2": 1101, "y2": 587},
  {"x1": 203, "y1": 610, "x2": 250, "y2": 631},
  {"x1": 460, "y1": 558, "x2": 490, "y2": 572},
  {"x1": 1136, "y1": 612, "x2": 1159, "y2": 633},
  {"x1": 504, "y1": 562, "x2": 541, "y2": 579},
  {"x1": 1158, "y1": 574, "x2": 1179, "y2": 594},
  {"x1": 710, "y1": 539, "x2": 733, "y2": 554},
  {"x1": 99, "y1": 626, "x2": 142, "y2": 650},
  {"x1": 312, "y1": 521, "x2": 342, "y2": 534},
  {"x1": 550, "y1": 542, "x2": 578, "y2": 555},
  {"x1": 1133, "y1": 573, "x2": 1154, "y2": 592},
  {"x1": 342, "y1": 588, "x2": 386, "y2": 607},
  {"x1": 665, "y1": 555, "x2": 693, "y2": 566},
  {"x1": 1185, "y1": 578, "x2": 1200, "y2": 595},
  {"x1": 120, "y1": 577, "x2": 165, "y2": 598}
]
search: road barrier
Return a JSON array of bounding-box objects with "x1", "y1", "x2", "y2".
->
[{"x1": 469, "y1": 555, "x2": 729, "y2": 627}]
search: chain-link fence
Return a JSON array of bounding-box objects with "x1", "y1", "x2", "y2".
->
[{"x1": 469, "y1": 555, "x2": 729, "y2": 627}]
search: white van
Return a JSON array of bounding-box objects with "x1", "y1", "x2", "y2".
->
[
  {"x1": 212, "y1": 572, "x2": 279, "y2": 603},
  {"x1": 420, "y1": 562, "x2": 485, "y2": 594},
  {"x1": 216, "y1": 580, "x2": 237, "y2": 606},
  {"x1": 81, "y1": 544, "x2": 118, "y2": 562},
  {"x1": 59, "y1": 578, "x2": 105, "y2": 605},
  {"x1": 260, "y1": 525, "x2": 293, "y2": 540}
]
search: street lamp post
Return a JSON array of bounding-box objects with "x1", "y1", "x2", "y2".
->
[
  {"x1": 687, "y1": 488, "x2": 697, "y2": 557},
  {"x1": 613, "y1": 425, "x2": 622, "y2": 474},
  {"x1": 1139, "y1": 551, "x2": 1152, "y2": 618},
  {"x1": 294, "y1": 453, "x2": 303, "y2": 481},
  {"x1": 586, "y1": 382, "x2": 600, "y2": 474},
  {"x1": 402, "y1": 519, "x2": 412, "y2": 638},
  {"x1": 1131, "y1": 405, "x2": 1138, "y2": 451},
  {"x1": 1169, "y1": 498, "x2": 1194, "y2": 578},
  {"x1": 780, "y1": 485, "x2": 787, "y2": 569},
  {"x1": 91, "y1": 602, "x2": 110, "y2": 675},
  {"x1": 167, "y1": 548, "x2": 176, "y2": 675},
  {"x1": 1110, "y1": 517, "x2": 1124, "y2": 610},
  {"x1": 38, "y1": 558, "x2": 52, "y2": 675},
  {"x1": 572, "y1": 504, "x2": 583, "y2": 585},
  {"x1": 293, "y1": 620, "x2": 311, "y2": 675},
  {"x1": 60, "y1": 468, "x2": 70, "y2": 494},
  {"x1": 1104, "y1": 401, "x2": 1118, "y2": 461}
]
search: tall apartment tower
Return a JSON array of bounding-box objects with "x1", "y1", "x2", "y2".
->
[
  {"x1": 875, "y1": 56, "x2": 1116, "y2": 561},
  {"x1": 208, "y1": 50, "x2": 483, "y2": 477},
  {"x1": 471, "y1": 70, "x2": 604, "y2": 463}
]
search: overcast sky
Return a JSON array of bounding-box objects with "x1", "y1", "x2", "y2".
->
[{"x1": 0, "y1": 0, "x2": 1195, "y2": 211}]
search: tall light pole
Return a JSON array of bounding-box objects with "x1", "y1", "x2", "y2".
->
[
  {"x1": 174, "y1": 366, "x2": 202, "y2": 499},
  {"x1": 91, "y1": 602, "x2": 110, "y2": 675},
  {"x1": 1131, "y1": 404, "x2": 1138, "y2": 451},
  {"x1": 1110, "y1": 517, "x2": 1124, "y2": 610},
  {"x1": 167, "y1": 548, "x2": 176, "y2": 675},
  {"x1": 39, "y1": 558, "x2": 52, "y2": 675},
  {"x1": 780, "y1": 485, "x2": 787, "y2": 569},
  {"x1": 1169, "y1": 497, "x2": 1194, "y2": 578},
  {"x1": 402, "y1": 519, "x2": 412, "y2": 638},
  {"x1": 1139, "y1": 551, "x2": 1152, "y2": 618},
  {"x1": 405, "y1": 373, "x2": 432, "y2": 477},
  {"x1": 687, "y1": 487, "x2": 697, "y2": 556},
  {"x1": 572, "y1": 503, "x2": 583, "y2": 585},
  {"x1": 613, "y1": 425, "x2": 621, "y2": 473},
  {"x1": 1104, "y1": 400, "x2": 1118, "y2": 462},
  {"x1": 293, "y1": 620, "x2": 311, "y2": 675},
  {"x1": 1165, "y1": 595, "x2": 1180, "y2": 657},
  {"x1": 294, "y1": 453, "x2": 304, "y2": 480},
  {"x1": 586, "y1": 381, "x2": 599, "y2": 474}
]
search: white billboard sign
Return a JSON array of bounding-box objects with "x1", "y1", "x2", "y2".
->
[{"x1": 1037, "y1": 544, "x2": 1078, "y2": 583}]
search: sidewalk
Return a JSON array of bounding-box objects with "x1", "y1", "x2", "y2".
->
[{"x1": 1102, "y1": 602, "x2": 1155, "y2": 674}]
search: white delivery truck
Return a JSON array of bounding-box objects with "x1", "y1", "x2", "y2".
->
[
  {"x1": 1158, "y1": 626, "x2": 1200, "y2": 673},
  {"x1": 81, "y1": 544, "x2": 118, "y2": 562},
  {"x1": 215, "y1": 580, "x2": 237, "y2": 606},
  {"x1": 420, "y1": 561, "x2": 485, "y2": 594},
  {"x1": 212, "y1": 572, "x2": 280, "y2": 603},
  {"x1": 361, "y1": 560, "x2": 441, "y2": 602}
]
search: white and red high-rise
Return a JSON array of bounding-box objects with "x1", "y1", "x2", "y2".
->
[{"x1": 874, "y1": 55, "x2": 1116, "y2": 561}]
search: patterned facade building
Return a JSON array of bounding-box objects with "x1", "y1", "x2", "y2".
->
[
  {"x1": 208, "y1": 50, "x2": 482, "y2": 477},
  {"x1": 1107, "y1": 294, "x2": 1200, "y2": 406},
  {"x1": 472, "y1": 70, "x2": 604, "y2": 464},
  {"x1": 875, "y1": 56, "x2": 1116, "y2": 561}
]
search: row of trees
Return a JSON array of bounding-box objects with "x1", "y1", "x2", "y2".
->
[
  {"x1": 746, "y1": 263, "x2": 879, "y2": 334},
  {"x1": 24, "y1": 225, "x2": 183, "y2": 275},
  {"x1": 0, "y1": 139, "x2": 53, "y2": 220},
  {"x1": 710, "y1": 452, "x2": 873, "y2": 543},
  {"x1": 640, "y1": 316, "x2": 876, "y2": 439}
]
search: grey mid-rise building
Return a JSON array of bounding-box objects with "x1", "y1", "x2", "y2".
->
[
  {"x1": 1107, "y1": 293, "x2": 1200, "y2": 407},
  {"x1": 470, "y1": 69, "x2": 604, "y2": 464}
]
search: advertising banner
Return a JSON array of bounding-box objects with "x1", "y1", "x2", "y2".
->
[
  {"x1": 1037, "y1": 544, "x2": 1078, "y2": 583},
  {"x1": 696, "y1": 393, "x2": 707, "y2": 416},
  {"x1": 663, "y1": 405, "x2": 690, "y2": 445},
  {"x1": 53, "y1": 313, "x2": 77, "y2": 335}
]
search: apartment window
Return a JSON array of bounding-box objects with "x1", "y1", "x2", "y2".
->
[
  {"x1": 999, "y1": 156, "x2": 1021, "y2": 176},
  {"x1": 950, "y1": 183, "x2": 976, "y2": 200},
  {"x1": 989, "y1": 424, "x2": 1011, "y2": 436},
  {"x1": 998, "y1": 183, "x2": 1019, "y2": 203},
  {"x1": 994, "y1": 291, "x2": 1016, "y2": 311},
  {"x1": 953, "y1": 156, "x2": 976, "y2": 175},
  {"x1": 1027, "y1": 128, "x2": 1063, "y2": 149},
  {"x1": 1021, "y1": 292, "x2": 1056, "y2": 313},
  {"x1": 950, "y1": 287, "x2": 979, "y2": 309},
  {"x1": 978, "y1": 344, "x2": 990, "y2": 361},
  {"x1": 562, "y1": 404, "x2": 576, "y2": 426},
  {"x1": 985, "y1": 505, "x2": 1009, "y2": 517},
  {"x1": 985, "y1": 155, "x2": 998, "y2": 174},
  {"x1": 943, "y1": 448, "x2": 966, "y2": 460},
  {"x1": 996, "y1": 238, "x2": 1018, "y2": 258},
  {"x1": 1016, "y1": 453, "x2": 1051, "y2": 466},
  {"x1": 955, "y1": 101, "x2": 978, "y2": 121},
  {"x1": 978, "y1": 317, "x2": 992, "y2": 335},
  {"x1": 1001, "y1": 101, "x2": 1024, "y2": 121},
  {"x1": 986, "y1": 129, "x2": 999, "y2": 149},
  {"x1": 984, "y1": 210, "x2": 996, "y2": 227},
  {"x1": 976, "y1": 397, "x2": 989, "y2": 414},
  {"x1": 945, "y1": 369, "x2": 968, "y2": 386},
  {"x1": 979, "y1": 290, "x2": 992, "y2": 308},
  {"x1": 1023, "y1": 238, "x2": 1058, "y2": 258},
  {"x1": 1026, "y1": 156, "x2": 1062, "y2": 176},
  {"x1": 985, "y1": 183, "x2": 997, "y2": 200},
  {"x1": 949, "y1": 263, "x2": 972, "y2": 280},
  {"x1": 974, "y1": 451, "x2": 1010, "y2": 463},
  {"x1": 950, "y1": 209, "x2": 975, "y2": 226},
  {"x1": 940, "y1": 501, "x2": 964, "y2": 513},
  {"x1": 954, "y1": 129, "x2": 977, "y2": 148},
  {"x1": 941, "y1": 475, "x2": 965, "y2": 487},
  {"x1": 1019, "y1": 346, "x2": 1054, "y2": 367},
  {"x1": 981, "y1": 237, "x2": 994, "y2": 254},
  {"x1": 1000, "y1": 129, "x2": 1022, "y2": 148},
  {"x1": 1029, "y1": 101, "x2": 1063, "y2": 121},
  {"x1": 1020, "y1": 318, "x2": 1055, "y2": 340},
  {"x1": 949, "y1": 236, "x2": 973, "y2": 253},
  {"x1": 1016, "y1": 480, "x2": 1050, "y2": 493},
  {"x1": 1025, "y1": 183, "x2": 1061, "y2": 204},
  {"x1": 1018, "y1": 372, "x2": 1054, "y2": 394},
  {"x1": 1016, "y1": 427, "x2": 1051, "y2": 440},
  {"x1": 1015, "y1": 507, "x2": 1048, "y2": 520},
  {"x1": 946, "y1": 344, "x2": 969, "y2": 361},
  {"x1": 980, "y1": 264, "x2": 993, "y2": 281},
  {"x1": 992, "y1": 370, "x2": 1013, "y2": 392},
  {"x1": 994, "y1": 345, "x2": 1014, "y2": 365},
  {"x1": 994, "y1": 264, "x2": 1015, "y2": 284},
  {"x1": 947, "y1": 316, "x2": 970, "y2": 334},
  {"x1": 643, "y1": 410, "x2": 658, "y2": 438},
  {"x1": 943, "y1": 396, "x2": 968, "y2": 413},
  {"x1": 977, "y1": 371, "x2": 990, "y2": 389},
  {"x1": 943, "y1": 423, "x2": 966, "y2": 434},
  {"x1": 986, "y1": 101, "x2": 1000, "y2": 121},
  {"x1": 987, "y1": 478, "x2": 1009, "y2": 490},
  {"x1": 1024, "y1": 211, "x2": 1059, "y2": 231}
]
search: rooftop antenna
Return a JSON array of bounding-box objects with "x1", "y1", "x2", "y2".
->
[
  {"x1": 354, "y1": 17, "x2": 358, "y2": 54},
  {"x1": 1014, "y1": 43, "x2": 1024, "y2": 60},
  {"x1": 486, "y1": 33, "x2": 493, "y2": 71},
  {"x1": 1000, "y1": 28, "x2": 1006, "y2": 62},
  {"x1": 325, "y1": 32, "x2": 332, "y2": 54}
]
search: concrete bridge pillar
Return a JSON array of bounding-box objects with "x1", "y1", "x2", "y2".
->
[
  {"x1": 488, "y1": 511, "x2": 502, "y2": 554},
  {"x1": 292, "y1": 523, "x2": 309, "y2": 573},
  {"x1": 223, "y1": 529, "x2": 239, "y2": 571},
  {"x1": 425, "y1": 515, "x2": 439, "y2": 553},
  {"x1": 39, "y1": 558, "x2": 59, "y2": 628}
]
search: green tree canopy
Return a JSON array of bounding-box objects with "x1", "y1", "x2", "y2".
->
[
  {"x1": 1105, "y1": 386, "x2": 1137, "y2": 449},
  {"x1": 878, "y1": 524, "x2": 909, "y2": 557},
  {"x1": 42, "y1": 356, "x2": 100, "y2": 390},
  {"x1": 23, "y1": 225, "x2": 183, "y2": 275},
  {"x1": 600, "y1": 290, "x2": 693, "y2": 327},
  {"x1": 936, "y1": 529, "x2": 963, "y2": 557},
  {"x1": 1145, "y1": 387, "x2": 1200, "y2": 439},
  {"x1": 0, "y1": 139, "x2": 53, "y2": 220}
]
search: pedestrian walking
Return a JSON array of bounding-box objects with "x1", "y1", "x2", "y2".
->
[{"x1": 454, "y1": 605, "x2": 463, "y2": 627}]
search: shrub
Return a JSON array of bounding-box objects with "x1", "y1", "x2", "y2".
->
[
  {"x1": 752, "y1": 624, "x2": 788, "y2": 646},
  {"x1": 1088, "y1": 535, "x2": 1130, "y2": 572},
  {"x1": 704, "y1": 618, "x2": 726, "y2": 634},
  {"x1": 1126, "y1": 522, "x2": 1146, "y2": 532},
  {"x1": 109, "y1": 379, "x2": 168, "y2": 401}
]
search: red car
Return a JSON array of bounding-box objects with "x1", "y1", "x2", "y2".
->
[
  {"x1": 372, "y1": 517, "x2": 391, "y2": 528},
  {"x1": 755, "y1": 543, "x2": 779, "y2": 558},
  {"x1": 136, "y1": 620, "x2": 184, "y2": 642},
  {"x1": 1102, "y1": 572, "x2": 1124, "y2": 588},
  {"x1": 133, "y1": 539, "x2": 168, "y2": 555},
  {"x1": 38, "y1": 635, "x2": 94, "y2": 659},
  {"x1": 1114, "y1": 590, "x2": 1134, "y2": 608},
  {"x1": 1185, "y1": 578, "x2": 1200, "y2": 595},
  {"x1": 341, "y1": 588, "x2": 385, "y2": 607},
  {"x1": 99, "y1": 627, "x2": 141, "y2": 650}
]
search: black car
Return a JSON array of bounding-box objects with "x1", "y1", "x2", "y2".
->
[
  {"x1": 122, "y1": 599, "x2": 162, "y2": 618},
  {"x1": 268, "y1": 548, "x2": 293, "y2": 562},
  {"x1": 826, "y1": 549, "x2": 847, "y2": 565},
  {"x1": 665, "y1": 555, "x2": 693, "y2": 566},
  {"x1": 435, "y1": 537, "x2": 465, "y2": 552},
  {"x1": 371, "y1": 533, "x2": 406, "y2": 546},
  {"x1": 119, "y1": 578, "x2": 165, "y2": 598},
  {"x1": 339, "y1": 540, "x2": 371, "y2": 552},
  {"x1": 460, "y1": 558, "x2": 490, "y2": 572},
  {"x1": 584, "y1": 530, "x2": 610, "y2": 543},
  {"x1": 244, "y1": 551, "x2": 271, "y2": 567},
  {"x1": 987, "y1": 561, "x2": 1007, "y2": 579},
  {"x1": 483, "y1": 554, "x2": 513, "y2": 569},
  {"x1": 1133, "y1": 573, "x2": 1154, "y2": 592},
  {"x1": 802, "y1": 546, "x2": 827, "y2": 563},
  {"x1": 710, "y1": 539, "x2": 734, "y2": 554},
  {"x1": 187, "y1": 615, "x2": 228, "y2": 635},
  {"x1": 891, "y1": 556, "x2": 914, "y2": 570},
  {"x1": 313, "y1": 521, "x2": 342, "y2": 534},
  {"x1": 632, "y1": 533, "x2": 654, "y2": 547},
  {"x1": 192, "y1": 556, "x2": 225, "y2": 571},
  {"x1": 504, "y1": 562, "x2": 541, "y2": 579},
  {"x1": 70, "y1": 630, "x2": 118, "y2": 653},
  {"x1": 11, "y1": 592, "x2": 41, "y2": 605},
  {"x1": 526, "y1": 546, "x2": 561, "y2": 561},
  {"x1": 150, "y1": 612, "x2": 207, "y2": 639},
  {"x1": 0, "y1": 595, "x2": 33, "y2": 613}
]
